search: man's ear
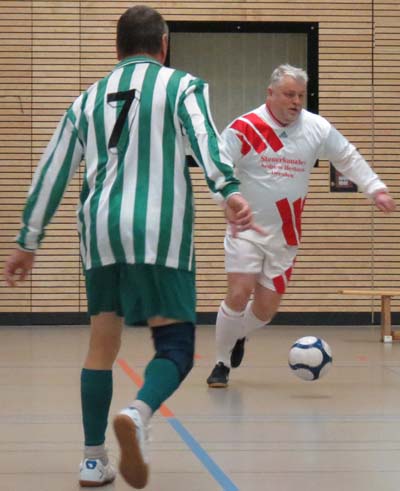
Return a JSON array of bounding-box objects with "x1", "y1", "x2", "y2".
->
[
  {"x1": 116, "y1": 43, "x2": 122, "y2": 61},
  {"x1": 160, "y1": 33, "x2": 168, "y2": 64}
]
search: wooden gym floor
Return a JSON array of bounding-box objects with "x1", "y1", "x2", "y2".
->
[{"x1": 1, "y1": 322, "x2": 400, "y2": 491}]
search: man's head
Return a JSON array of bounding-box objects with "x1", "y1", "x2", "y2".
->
[
  {"x1": 116, "y1": 5, "x2": 169, "y2": 62},
  {"x1": 267, "y1": 64, "x2": 308, "y2": 125}
]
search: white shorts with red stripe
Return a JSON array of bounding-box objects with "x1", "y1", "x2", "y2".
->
[{"x1": 224, "y1": 234, "x2": 297, "y2": 294}]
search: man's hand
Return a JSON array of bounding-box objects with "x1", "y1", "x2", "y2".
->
[
  {"x1": 225, "y1": 194, "x2": 266, "y2": 236},
  {"x1": 4, "y1": 249, "x2": 35, "y2": 287},
  {"x1": 373, "y1": 191, "x2": 396, "y2": 214}
]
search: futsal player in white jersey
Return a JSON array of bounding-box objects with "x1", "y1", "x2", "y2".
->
[
  {"x1": 207, "y1": 64, "x2": 396, "y2": 388},
  {"x1": 3, "y1": 6, "x2": 259, "y2": 489}
]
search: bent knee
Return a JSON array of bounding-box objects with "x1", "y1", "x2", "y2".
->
[
  {"x1": 226, "y1": 287, "x2": 253, "y2": 311},
  {"x1": 152, "y1": 322, "x2": 195, "y2": 381}
]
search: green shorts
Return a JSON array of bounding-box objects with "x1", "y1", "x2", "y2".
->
[{"x1": 85, "y1": 264, "x2": 196, "y2": 325}]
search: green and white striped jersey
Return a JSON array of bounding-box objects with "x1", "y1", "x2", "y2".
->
[{"x1": 17, "y1": 55, "x2": 239, "y2": 272}]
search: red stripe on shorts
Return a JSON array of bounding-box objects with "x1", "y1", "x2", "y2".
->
[
  {"x1": 285, "y1": 266, "x2": 293, "y2": 282},
  {"x1": 272, "y1": 274, "x2": 286, "y2": 294}
]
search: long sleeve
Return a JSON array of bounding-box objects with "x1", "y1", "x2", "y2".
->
[
  {"x1": 17, "y1": 112, "x2": 84, "y2": 251},
  {"x1": 177, "y1": 78, "x2": 240, "y2": 199},
  {"x1": 210, "y1": 126, "x2": 244, "y2": 205},
  {"x1": 320, "y1": 126, "x2": 387, "y2": 197}
]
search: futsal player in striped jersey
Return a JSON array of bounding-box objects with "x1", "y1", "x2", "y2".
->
[
  {"x1": 207, "y1": 64, "x2": 397, "y2": 388},
  {"x1": 4, "y1": 6, "x2": 260, "y2": 488}
]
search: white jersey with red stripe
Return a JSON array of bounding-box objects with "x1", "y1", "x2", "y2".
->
[{"x1": 222, "y1": 104, "x2": 387, "y2": 246}]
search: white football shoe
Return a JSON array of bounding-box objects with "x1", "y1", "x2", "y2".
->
[
  {"x1": 79, "y1": 458, "x2": 116, "y2": 487},
  {"x1": 113, "y1": 407, "x2": 149, "y2": 489}
]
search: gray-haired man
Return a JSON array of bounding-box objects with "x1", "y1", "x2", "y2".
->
[{"x1": 207, "y1": 64, "x2": 396, "y2": 388}]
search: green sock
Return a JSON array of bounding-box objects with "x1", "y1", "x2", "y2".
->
[
  {"x1": 136, "y1": 358, "x2": 181, "y2": 412},
  {"x1": 81, "y1": 368, "x2": 113, "y2": 446}
]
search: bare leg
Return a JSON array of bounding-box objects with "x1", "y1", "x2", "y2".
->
[
  {"x1": 252, "y1": 283, "x2": 282, "y2": 320},
  {"x1": 148, "y1": 316, "x2": 182, "y2": 327},
  {"x1": 225, "y1": 272, "x2": 258, "y2": 311},
  {"x1": 84, "y1": 312, "x2": 123, "y2": 369},
  {"x1": 241, "y1": 283, "x2": 282, "y2": 337}
]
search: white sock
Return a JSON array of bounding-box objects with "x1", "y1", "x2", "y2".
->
[
  {"x1": 131, "y1": 399, "x2": 152, "y2": 427},
  {"x1": 215, "y1": 301, "x2": 245, "y2": 367},
  {"x1": 243, "y1": 301, "x2": 270, "y2": 337},
  {"x1": 84, "y1": 444, "x2": 108, "y2": 465}
]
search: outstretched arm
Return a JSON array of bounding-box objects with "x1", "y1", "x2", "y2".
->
[{"x1": 323, "y1": 126, "x2": 396, "y2": 213}]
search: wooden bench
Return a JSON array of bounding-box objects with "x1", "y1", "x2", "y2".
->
[{"x1": 339, "y1": 289, "x2": 400, "y2": 342}]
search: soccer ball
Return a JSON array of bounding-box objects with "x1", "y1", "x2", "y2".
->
[{"x1": 288, "y1": 336, "x2": 332, "y2": 381}]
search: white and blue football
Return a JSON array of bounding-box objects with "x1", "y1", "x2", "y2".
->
[{"x1": 288, "y1": 336, "x2": 332, "y2": 381}]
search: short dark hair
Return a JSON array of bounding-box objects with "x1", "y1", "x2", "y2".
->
[{"x1": 117, "y1": 5, "x2": 168, "y2": 58}]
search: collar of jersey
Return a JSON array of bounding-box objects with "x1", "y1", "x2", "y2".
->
[
  {"x1": 262, "y1": 103, "x2": 303, "y2": 132},
  {"x1": 114, "y1": 55, "x2": 162, "y2": 71}
]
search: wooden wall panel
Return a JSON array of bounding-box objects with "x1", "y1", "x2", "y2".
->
[
  {"x1": 372, "y1": 0, "x2": 400, "y2": 313},
  {"x1": 295, "y1": 13, "x2": 375, "y2": 313},
  {"x1": 1, "y1": 0, "x2": 399, "y2": 320},
  {"x1": 0, "y1": 1, "x2": 32, "y2": 311},
  {"x1": 31, "y1": 1, "x2": 82, "y2": 312}
]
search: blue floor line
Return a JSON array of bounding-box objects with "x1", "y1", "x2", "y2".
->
[{"x1": 167, "y1": 417, "x2": 239, "y2": 491}]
